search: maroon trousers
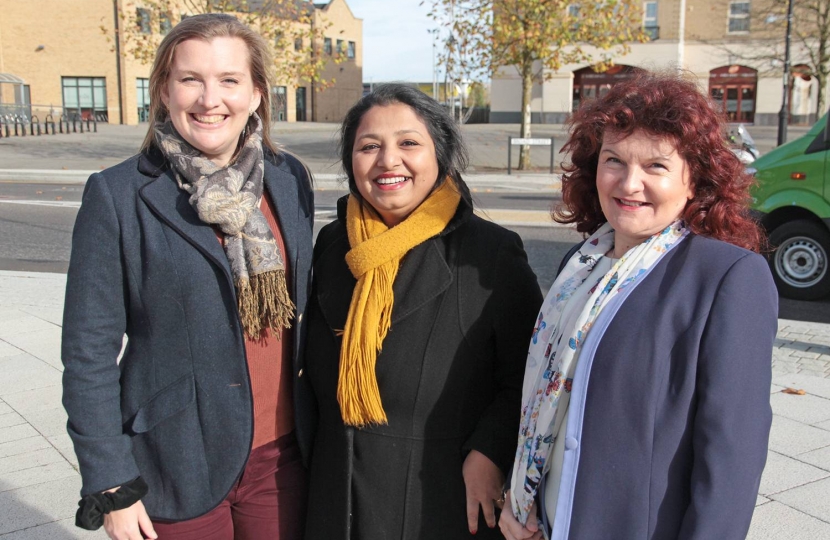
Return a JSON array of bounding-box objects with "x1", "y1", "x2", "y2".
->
[{"x1": 153, "y1": 433, "x2": 307, "y2": 540}]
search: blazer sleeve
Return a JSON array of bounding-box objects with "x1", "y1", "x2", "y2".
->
[
  {"x1": 61, "y1": 173, "x2": 140, "y2": 496},
  {"x1": 678, "y1": 252, "x2": 778, "y2": 539},
  {"x1": 464, "y1": 231, "x2": 543, "y2": 474}
]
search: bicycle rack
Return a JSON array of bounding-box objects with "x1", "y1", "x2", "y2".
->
[{"x1": 44, "y1": 114, "x2": 56, "y2": 135}]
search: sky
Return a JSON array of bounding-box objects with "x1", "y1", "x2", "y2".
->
[{"x1": 346, "y1": 0, "x2": 439, "y2": 83}]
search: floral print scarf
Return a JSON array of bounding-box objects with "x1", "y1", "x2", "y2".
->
[
  {"x1": 509, "y1": 221, "x2": 688, "y2": 524},
  {"x1": 155, "y1": 114, "x2": 294, "y2": 339}
]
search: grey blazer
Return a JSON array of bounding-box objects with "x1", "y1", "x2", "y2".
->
[
  {"x1": 547, "y1": 234, "x2": 778, "y2": 539},
  {"x1": 61, "y1": 148, "x2": 314, "y2": 521}
]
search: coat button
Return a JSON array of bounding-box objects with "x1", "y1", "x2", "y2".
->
[
  {"x1": 298, "y1": 369, "x2": 303, "y2": 377},
  {"x1": 298, "y1": 313, "x2": 303, "y2": 323},
  {"x1": 565, "y1": 437, "x2": 578, "y2": 450}
]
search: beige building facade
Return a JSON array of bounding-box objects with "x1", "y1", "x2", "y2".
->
[
  {"x1": 491, "y1": 0, "x2": 818, "y2": 126},
  {"x1": 0, "y1": 0, "x2": 362, "y2": 125}
]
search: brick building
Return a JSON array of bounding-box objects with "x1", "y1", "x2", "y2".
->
[
  {"x1": 0, "y1": 0, "x2": 362, "y2": 125},
  {"x1": 490, "y1": 0, "x2": 819, "y2": 126}
]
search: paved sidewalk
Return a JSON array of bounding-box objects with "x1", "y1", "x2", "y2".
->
[{"x1": 1, "y1": 271, "x2": 830, "y2": 538}]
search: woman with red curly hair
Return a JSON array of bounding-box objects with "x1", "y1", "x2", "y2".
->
[{"x1": 499, "y1": 71, "x2": 777, "y2": 540}]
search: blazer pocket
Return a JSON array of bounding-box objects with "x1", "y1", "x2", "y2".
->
[{"x1": 129, "y1": 374, "x2": 196, "y2": 434}]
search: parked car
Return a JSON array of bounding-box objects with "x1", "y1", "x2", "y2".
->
[{"x1": 750, "y1": 115, "x2": 830, "y2": 300}]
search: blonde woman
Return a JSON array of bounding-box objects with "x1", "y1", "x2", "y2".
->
[{"x1": 62, "y1": 14, "x2": 313, "y2": 540}]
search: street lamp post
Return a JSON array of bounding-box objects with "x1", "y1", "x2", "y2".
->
[{"x1": 777, "y1": 0, "x2": 794, "y2": 146}]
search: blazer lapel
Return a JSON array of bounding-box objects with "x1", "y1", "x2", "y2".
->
[
  {"x1": 264, "y1": 159, "x2": 305, "y2": 303},
  {"x1": 138, "y1": 171, "x2": 233, "y2": 282}
]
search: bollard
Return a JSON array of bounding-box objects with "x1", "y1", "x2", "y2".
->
[
  {"x1": 14, "y1": 116, "x2": 25, "y2": 137},
  {"x1": 31, "y1": 115, "x2": 40, "y2": 136}
]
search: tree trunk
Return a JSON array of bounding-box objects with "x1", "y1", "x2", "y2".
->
[{"x1": 518, "y1": 68, "x2": 533, "y2": 170}]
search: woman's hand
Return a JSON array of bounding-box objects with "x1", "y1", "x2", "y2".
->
[
  {"x1": 462, "y1": 449, "x2": 504, "y2": 534},
  {"x1": 499, "y1": 490, "x2": 544, "y2": 540},
  {"x1": 103, "y1": 500, "x2": 157, "y2": 540}
]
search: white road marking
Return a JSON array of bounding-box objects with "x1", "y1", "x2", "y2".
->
[{"x1": 0, "y1": 199, "x2": 81, "y2": 208}]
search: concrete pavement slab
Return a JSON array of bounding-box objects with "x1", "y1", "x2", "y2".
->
[
  {"x1": 747, "y1": 501, "x2": 830, "y2": 539},
  {"x1": 0, "y1": 476, "x2": 89, "y2": 536},
  {"x1": 0, "y1": 316, "x2": 57, "y2": 341},
  {"x1": 0, "y1": 460, "x2": 77, "y2": 493},
  {"x1": 773, "y1": 373, "x2": 830, "y2": 400},
  {"x1": 0, "y1": 354, "x2": 61, "y2": 396},
  {"x1": 0, "y1": 425, "x2": 39, "y2": 446},
  {"x1": 46, "y1": 433, "x2": 79, "y2": 469},
  {"x1": 770, "y1": 391, "x2": 830, "y2": 425},
  {"x1": 799, "y1": 445, "x2": 830, "y2": 472},
  {"x1": 0, "y1": 447, "x2": 68, "y2": 476},
  {"x1": 0, "y1": 403, "x2": 12, "y2": 416},
  {"x1": 4, "y1": 330, "x2": 63, "y2": 372},
  {"x1": 0, "y1": 413, "x2": 26, "y2": 430},
  {"x1": 0, "y1": 437, "x2": 51, "y2": 461},
  {"x1": 0, "y1": 342, "x2": 22, "y2": 359},
  {"x1": 768, "y1": 415, "x2": 830, "y2": 457},
  {"x1": 21, "y1": 409, "x2": 69, "y2": 439},
  {"x1": 815, "y1": 419, "x2": 830, "y2": 432},
  {"x1": 2, "y1": 386, "x2": 64, "y2": 416},
  {"x1": 758, "y1": 451, "x2": 830, "y2": 496},
  {"x1": 0, "y1": 517, "x2": 105, "y2": 539},
  {"x1": 772, "y1": 476, "x2": 830, "y2": 522}
]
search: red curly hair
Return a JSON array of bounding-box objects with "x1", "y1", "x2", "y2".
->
[{"x1": 555, "y1": 70, "x2": 764, "y2": 252}]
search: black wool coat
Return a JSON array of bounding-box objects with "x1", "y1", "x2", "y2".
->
[
  {"x1": 61, "y1": 148, "x2": 315, "y2": 521},
  {"x1": 303, "y1": 197, "x2": 543, "y2": 540}
]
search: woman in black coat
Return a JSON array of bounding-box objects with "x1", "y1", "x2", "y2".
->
[
  {"x1": 499, "y1": 72, "x2": 777, "y2": 540},
  {"x1": 303, "y1": 84, "x2": 543, "y2": 539},
  {"x1": 61, "y1": 14, "x2": 313, "y2": 540}
]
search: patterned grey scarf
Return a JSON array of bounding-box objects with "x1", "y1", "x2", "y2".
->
[{"x1": 155, "y1": 114, "x2": 294, "y2": 339}]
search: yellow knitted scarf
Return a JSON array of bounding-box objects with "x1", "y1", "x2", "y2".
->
[{"x1": 338, "y1": 180, "x2": 461, "y2": 427}]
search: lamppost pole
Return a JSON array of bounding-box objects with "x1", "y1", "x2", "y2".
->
[{"x1": 777, "y1": 0, "x2": 794, "y2": 146}]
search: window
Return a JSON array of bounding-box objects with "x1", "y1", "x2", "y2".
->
[
  {"x1": 347, "y1": 41, "x2": 356, "y2": 59},
  {"x1": 294, "y1": 37, "x2": 303, "y2": 51},
  {"x1": 136, "y1": 78, "x2": 150, "y2": 122},
  {"x1": 643, "y1": 1, "x2": 658, "y2": 40},
  {"x1": 271, "y1": 86, "x2": 287, "y2": 122},
  {"x1": 159, "y1": 13, "x2": 172, "y2": 35},
  {"x1": 324, "y1": 37, "x2": 332, "y2": 55},
  {"x1": 728, "y1": 1, "x2": 750, "y2": 33},
  {"x1": 336, "y1": 39, "x2": 344, "y2": 56},
  {"x1": 62, "y1": 77, "x2": 108, "y2": 121},
  {"x1": 137, "y1": 8, "x2": 151, "y2": 34}
]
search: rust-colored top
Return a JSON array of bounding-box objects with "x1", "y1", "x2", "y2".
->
[{"x1": 215, "y1": 193, "x2": 294, "y2": 449}]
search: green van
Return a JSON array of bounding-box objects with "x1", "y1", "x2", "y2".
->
[{"x1": 751, "y1": 116, "x2": 830, "y2": 300}]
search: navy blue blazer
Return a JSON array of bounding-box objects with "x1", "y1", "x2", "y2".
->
[
  {"x1": 547, "y1": 234, "x2": 778, "y2": 539},
  {"x1": 61, "y1": 148, "x2": 314, "y2": 521}
]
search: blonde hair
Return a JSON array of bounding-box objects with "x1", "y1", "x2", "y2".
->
[{"x1": 140, "y1": 13, "x2": 277, "y2": 154}]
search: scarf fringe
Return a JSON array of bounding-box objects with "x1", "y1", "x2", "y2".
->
[{"x1": 237, "y1": 270, "x2": 295, "y2": 340}]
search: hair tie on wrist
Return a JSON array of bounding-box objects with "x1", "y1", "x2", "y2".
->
[{"x1": 75, "y1": 476, "x2": 149, "y2": 530}]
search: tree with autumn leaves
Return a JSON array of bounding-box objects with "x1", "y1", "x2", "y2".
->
[
  {"x1": 428, "y1": 0, "x2": 647, "y2": 169},
  {"x1": 105, "y1": 0, "x2": 340, "y2": 91}
]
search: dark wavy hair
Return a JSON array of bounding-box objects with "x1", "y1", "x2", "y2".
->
[
  {"x1": 554, "y1": 70, "x2": 763, "y2": 252},
  {"x1": 338, "y1": 83, "x2": 472, "y2": 205}
]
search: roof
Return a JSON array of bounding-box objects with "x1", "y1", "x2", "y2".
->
[{"x1": 0, "y1": 73, "x2": 26, "y2": 84}]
